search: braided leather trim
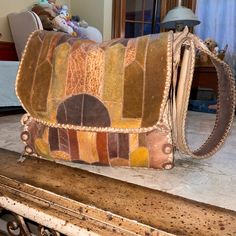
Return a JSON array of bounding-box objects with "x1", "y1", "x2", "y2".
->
[{"x1": 176, "y1": 33, "x2": 235, "y2": 159}]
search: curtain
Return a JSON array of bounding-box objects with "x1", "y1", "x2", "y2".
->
[{"x1": 195, "y1": 0, "x2": 236, "y2": 75}]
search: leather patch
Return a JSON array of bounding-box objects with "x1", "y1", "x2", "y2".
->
[
  {"x1": 85, "y1": 48, "x2": 105, "y2": 97},
  {"x1": 58, "y1": 129, "x2": 69, "y2": 154},
  {"x1": 103, "y1": 44, "x2": 125, "y2": 103},
  {"x1": 96, "y1": 133, "x2": 109, "y2": 165},
  {"x1": 123, "y1": 61, "x2": 144, "y2": 118},
  {"x1": 68, "y1": 130, "x2": 80, "y2": 161},
  {"x1": 67, "y1": 47, "x2": 87, "y2": 95},
  {"x1": 31, "y1": 61, "x2": 52, "y2": 113},
  {"x1": 17, "y1": 34, "x2": 42, "y2": 116},
  {"x1": 142, "y1": 33, "x2": 169, "y2": 127},
  {"x1": 130, "y1": 147, "x2": 149, "y2": 167},
  {"x1": 136, "y1": 36, "x2": 149, "y2": 67},
  {"x1": 118, "y1": 133, "x2": 129, "y2": 159},
  {"x1": 57, "y1": 95, "x2": 83, "y2": 125},
  {"x1": 57, "y1": 94, "x2": 111, "y2": 127},
  {"x1": 82, "y1": 94, "x2": 111, "y2": 127},
  {"x1": 47, "y1": 43, "x2": 71, "y2": 122},
  {"x1": 77, "y1": 132, "x2": 99, "y2": 164},
  {"x1": 49, "y1": 127, "x2": 59, "y2": 151},
  {"x1": 146, "y1": 130, "x2": 171, "y2": 169},
  {"x1": 108, "y1": 133, "x2": 118, "y2": 159}
]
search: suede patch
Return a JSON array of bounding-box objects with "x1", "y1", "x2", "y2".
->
[
  {"x1": 96, "y1": 133, "x2": 109, "y2": 165},
  {"x1": 17, "y1": 34, "x2": 42, "y2": 116},
  {"x1": 57, "y1": 95, "x2": 83, "y2": 125},
  {"x1": 123, "y1": 61, "x2": 144, "y2": 118},
  {"x1": 47, "y1": 43, "x2": 71, "y2": 121},
  {"x1": 34, "y1": 138, "x2": 50, "y2": 159},
  {"x1": 83, "y1": 94, "x2": 111, "y2": 127},
  {"x1": 58, "y1": 129, "x2": 69, "y2": 154},
  {"x1": 146, "y1": 130, "x2": 171, "y2": 169},
  {"x1": 49, "y1": 127, "x2": 59, "y2": 151},
  {"x1": 31, "y1": 61, "x2": 52, "y2": 113},
  {"x1": 129, "y1": 134, "x2": 139, "y2": 153},
  {"x1": 136, "y1": 36, "x2": 149, "y2": 67},
  {"x1": 130, "y1": 147, "x2": 149, "y2": 167},
  {"x1": 103, "y1": 44, "x2": 125, "y2": 103},
  {"x1": 68, "y1": 129, "x2": 80, "y2": 161},
  {"x1": 77, "y1": 132, "x2": 99, "y2": 164},
  {"x1": 108, "y1": 133, "x2": 118, "y2": 159},
  {"x1": 118, "y1": 133, "x2": 129, "y2": 159},
  {"x1": 142, "y1": 33, "x2": 169, "y2": 127},
  {"x1": 57, "y1": 94, "x2": 111, "y2": 127}
]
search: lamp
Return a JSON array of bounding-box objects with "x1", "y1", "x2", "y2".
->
[{"x1": 161, "y1": 0, "x2": 200, "y2": 31}]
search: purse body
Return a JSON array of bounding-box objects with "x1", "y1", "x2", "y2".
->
[{"x1": 17, "y1": 29, "x2": 235, "y2": 170}]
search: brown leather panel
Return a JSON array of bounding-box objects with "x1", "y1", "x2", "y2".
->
[
  {"x1": 49, "y1": 127, "x2": 59, "y2": 151},
  {"x1": 66, "y1": 47, "x2": 87, "y2": 96},
  {"x1": 56, "y1": 33, "x2": 72, "y2": 46},
  {"x1": 142, "y1": 33, "x2": 169, "y2": 127},
  {"x1": 96, "y1": 133, "x2": 109, "y2": 165},
  {"x1": 57, "y1": 95, "x2": 83, "y2": 125},
  {"x1": 193, "y1": 58, "x2": 235, "y2": 156},
  {"x1": 108, "y1": 133, "x2": 118, "y2": 159},
  {"x1": 139, "y1": 133, "x2": 147, "y2": 147},
  {"x1": 31, "y1": 61, "x2": 52, "y2": 113},
  {"x1": 118, "y1": 133, "x2": 129, "y2": 159},
  {"x1": 136, "y1": 36, "x2": 149, "y2": 67},
  {"x1": 47, "y1": 43, "x2": 71, "y2": 122},
  {"x1": 68, "y1": 129, "x2": 79, "y2": 161},
  {"x1": 58, "y1": 129, "x2": 69, "y2": 154},
  {"x1": 17, "y1": 34, "x2": 43, "y2": 116},
  {"x1": 103, "y1": 44, "x2": 125, "y2": 103},
  {"x1": 83, "y1": 94, "x2": 111, "y2": 127},
  {"x1": 38, "y1": 32, "x2": 58, "y2": 63},
  {"x1": 77, "y1": 132, "x2": 99, "y2": 164},
  {"x1": 123, "y1": 61, "x2": 144, "y2": 118},
  {"x1": 85, "y1": 48, "x2": 105, "y2": 97},
  {"x1": 146, "y1": 130, "x2": 172, "y2": 169}
]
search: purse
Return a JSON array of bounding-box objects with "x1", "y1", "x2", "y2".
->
[{"x1": 16, "y1": 28, "x2": 235, "y2": 170}]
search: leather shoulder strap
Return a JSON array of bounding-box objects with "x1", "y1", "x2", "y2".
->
[{"x1": 175, "y1": 33, "x2": 235, "y2": 159}]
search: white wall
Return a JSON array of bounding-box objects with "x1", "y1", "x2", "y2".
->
[
  {"x1": 71, "y1": 0, "x2": 113, "y2": 41},
  {"x1": 0, "y1": 0, "x2": 70, "y2": 42}
]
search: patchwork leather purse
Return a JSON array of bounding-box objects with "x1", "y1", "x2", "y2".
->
[{"x1": 16, "y1": 28, "x2": 235, "y2": 170}]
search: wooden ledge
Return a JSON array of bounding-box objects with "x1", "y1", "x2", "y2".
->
[{"x1": 0, "y1": 148, "x2": 235, "y2": 235}]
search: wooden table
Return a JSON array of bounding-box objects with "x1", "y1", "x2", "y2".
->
[{"x1": 0, "y1": 148, "x2": 235, "y2": 236}]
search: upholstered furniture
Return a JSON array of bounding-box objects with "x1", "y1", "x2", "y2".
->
[
  {"x1": 0, "y1": 61, "x2": 20, "y2": 108},
  {"x1": 8, "y1": 11, "x2": 103, "y2": 60}
]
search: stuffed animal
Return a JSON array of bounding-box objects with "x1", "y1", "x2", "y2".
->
[
  {"x1": 71, "y1": 15, "x2": 88, "y2": 28},
  {"x1": 53, "y1": 15, "x2": 75, "y2": 35},
  {"x1": 32, "y1": 4, "x2": 54, "y2": 20},
  {"x1": 39, "y1": 15, "x2": 54, "y2": 30},
  {"x1": 48, "y1": 0, "x2": 60, "y2": 16},
  {"x1": 32, "y1": 4, "x2": 55, "y2": 30},
  {"x1": 204, "y1": 38, "x2": 218, "y2": 54},
  {"x1": 59, "y1": 5, "x2": 70, "y2": 19}
]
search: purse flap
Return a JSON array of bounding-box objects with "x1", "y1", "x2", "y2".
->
[{"x1": 16, "y1": 30, "x2": 173, "y2": 132}]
